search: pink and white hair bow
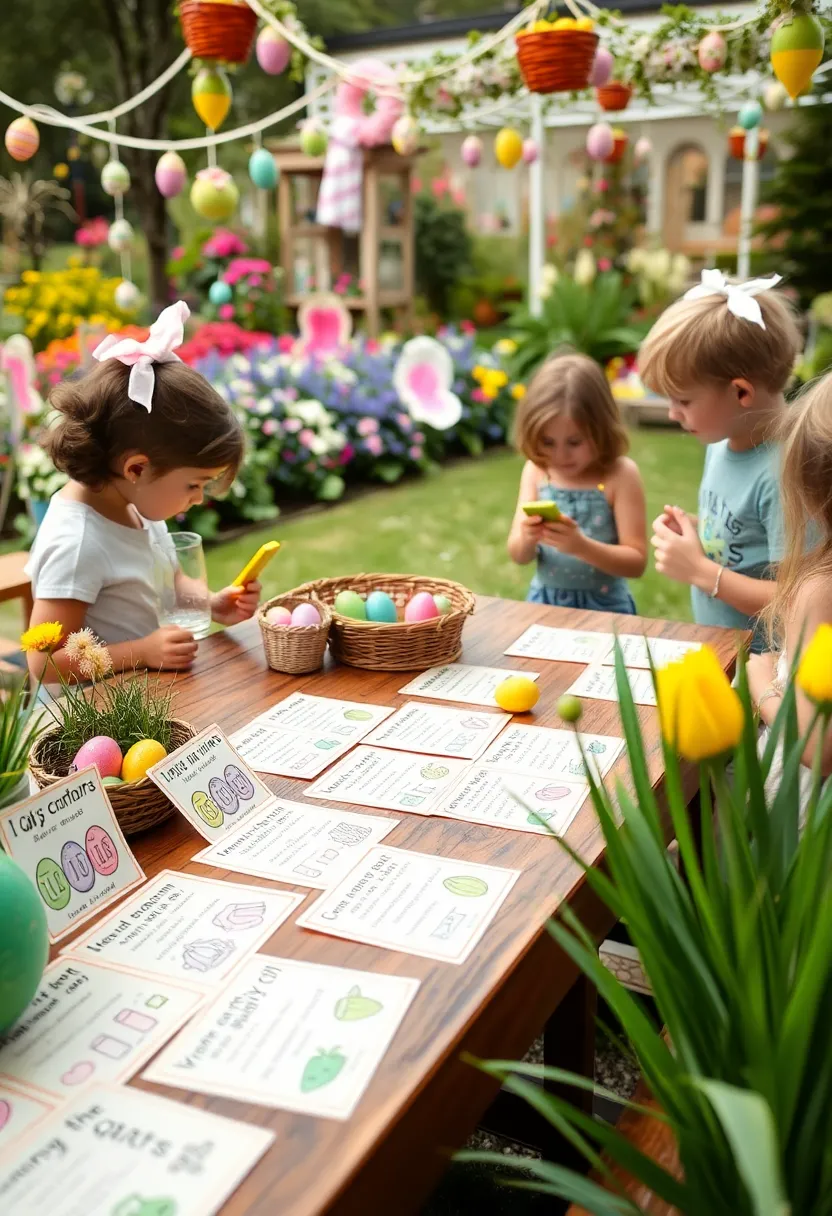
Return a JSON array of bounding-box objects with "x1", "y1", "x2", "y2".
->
[
  {"x1": 683, "y1": 268, "x2": 782, "y2": 329},
  {"x1": 92, "y1": 300, "x2": 190, "y2": 411}
]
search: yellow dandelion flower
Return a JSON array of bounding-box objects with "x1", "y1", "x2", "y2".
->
[
  {"x1": 20, "y1": 621, "x2": 63, "y2": 653},
  {"x1": 511, "y1": 384, "x2": 527, "y2": 400}
]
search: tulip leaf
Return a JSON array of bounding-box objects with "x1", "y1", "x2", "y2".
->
[{"x1": 695, "y1": 1081, "x2": 787, "y2": 1216}]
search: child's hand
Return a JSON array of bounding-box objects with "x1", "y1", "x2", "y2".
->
[
  {"x1": 140, "y1": 626, "x2": 198, "y2": 672},
  {"x1": 652, "y1": 510, "x2": 709, "y2": 585},
  {"x1": 519, "y1": 513, "x2": 544, "y2": 540},
  {"x1": 212, "y1": 581, "x2": 262, "y2": 627},
  {"x1": 540, "y1": 515, "x2": 584, "y2": 556},
  {"x1": 653, "y1": 505, "x2": 696, "y2": 537}
]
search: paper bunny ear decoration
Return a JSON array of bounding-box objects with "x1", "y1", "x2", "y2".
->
[
  {"x1": 1, "y1": 334, "x2": 42, "y2": 445},
  {"x1": 297, "y1": 293, "x2": 352, "y2": 357},
  {"x1": 393, "y1": 336, "x2": 462, "y2": 430}
]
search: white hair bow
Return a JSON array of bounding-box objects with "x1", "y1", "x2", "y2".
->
[
  {"x1": 92, "y1": 300, "x2": 190, "y2": 411},
  {"x1": 683, "y1": 268, "x2": 782, "y2": 330}
]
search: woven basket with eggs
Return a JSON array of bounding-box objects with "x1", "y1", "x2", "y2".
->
[
  {"x1": 516, "y1": 18, "x2": 598, "y2": 94},
  {"x1": 290, "y1": 574, "x2": 475, "y2": 672},
  {"x1": 29, "y1": 720, "x2": 196, "y2": 837}
]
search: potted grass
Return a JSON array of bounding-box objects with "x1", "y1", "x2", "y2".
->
[{"x1": 460, "y1": 634, "x2": 832, "y2": 1213}]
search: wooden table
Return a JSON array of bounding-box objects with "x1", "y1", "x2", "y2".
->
[{"x1": 56, "y1": 598, "x2": 744, "y2": 1216}]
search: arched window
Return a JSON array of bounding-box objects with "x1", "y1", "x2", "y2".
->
[{"x1": 664, "y1": 143, "x2": 709, "y2": 248}]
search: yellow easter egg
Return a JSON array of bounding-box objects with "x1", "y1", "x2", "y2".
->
[
  {"x1": 576, "y1": 16, "x2": 595, "y2": 30},
  {"x1": 495, "y1": 127, "x2": 523, "y2": 169},
  {"x1": 552, "y1": 17, "x2": 578, "y2": 30},
  {"x1": 121, "y1": 739, "x2": 167, "y2": 783},
  {"x1": 494, "y1": 676, "x2": 540, "y2": 714}
]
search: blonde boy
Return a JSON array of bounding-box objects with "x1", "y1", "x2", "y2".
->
[{"x1": 638, "y1": 271, "x2": 801, "y2": 651}]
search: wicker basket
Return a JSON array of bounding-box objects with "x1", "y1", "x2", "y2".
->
[
  {"x1": 258, "y1": 593, "x2": 331, "y2": 675},
  {"x1": 596, "y1": 81, "x2": 632, "y2": 112},
  {"x1": 179, "y1": 0, "x2": 257, "y2": 65},
  {"x1": 29, "y1": 719, "x2": 196, "y2": 838},
  {"x1": 516, "y1": 29, "x2": 598, "y2": 94},
  {"x1": 291, "y1": 575, "x2": 475, "y2": 672}
]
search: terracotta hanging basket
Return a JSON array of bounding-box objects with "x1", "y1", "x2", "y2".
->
[
  {"x1": 728, "y1": 127, "x2": 769, "y2": 161},
  {"x1": 604, "y1": 131, "x2": 629, "y2": 165},
  {"x1": 596, "y1": 81, "x2": 632, "y2": 112},
  {"x1": 516, "y1": 29, "x2": 599, "y2": 95},
  {"x1": 179, "y1": 0, "x2": 257, "y2": 65}
]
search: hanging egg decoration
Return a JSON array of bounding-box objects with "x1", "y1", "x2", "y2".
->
[
  {"x1": 248, "y1": 147, "x2": 277, "y2": 189},
  {"x1": 461, "y1": 134, "x2": 482, "y2": 168},
  {"x1": 634, "y1": 135, "x2": 652, "y2": 164},
  {"x1": 101, "y1": 159, "x2": 131, "y2": 197},
  {"x1": 299, "y1": 119, "x2": 328, "y2": 158},
  {"x1": 107, "y1": 218, "x2": 134, "y2": 252},
  {"x1": 190, "y1": 166, "x2": 239, "y2": 222},
  {"x1": 770, "y1": 12, "x2": 824, "y2": 100},
  {"x1": 495, "y1": 127, "x2": 523, "y2": 169},
  {"x1": 763, "y1": 80, "x2": 790, "y2": 111},
  {"x1": 209, "y1": 279, "x2": 233, "y2": 305},
  {"x1": 590, "y1": 46, "x2": 614, "y2": 87},
  {"x1": 522, "y1": 138, "x2": 539, "y2": 165},
  {"x1": 738, "y1": 100, "x2": 763, "y2": 129},
  {"x1": 0, "y1": 852, "x2": 49, "y2": 1033},
  {"x1": 4, "y1": 116, "x2": 39, "y2": 162},
  {"x1": 391, "y1": 115, "x2": 419, "y2": 157},
  {"x1": 115, "y1": 280, "x2": 140, "y2": 311},
  {"x1": 191, "y1": 66, "x2": 232, "y2": 131},
  {"x1": 697, "y1": 30, "x2": 727, "y2": 73},
  {"x1": 155, "y1": 151, "x2": 187, "y2": 198},
  {"x1": 256, "y1": 25, "x2": 292, "y2": 75},
  {"x1": 586, "y1": 122, "x2": 614, "y2": 162}
]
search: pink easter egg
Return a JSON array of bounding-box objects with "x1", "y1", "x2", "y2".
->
[
  {"x1": 256, "y1": 26, "x2": 291, "y2": 75},
  {"x1": 590, "y1": 47, "x2": 614, "y2": 87},
  {"x1": 522, "y1": 138, "x2": 538, "y2": 165},
  {"x1": 85, "y1": 826, "x2": 119, "y2": 876},
  {"x1": 586, "y1": 122, "x2": 614, "y2": 162},
  {"x1": 290, "y1": 602, "x2": 322, "y2": 627},
  {"x1": 72, "y1": 736, "x2": 123, "y2": 780},
  {"x1": 404, "y1": 592, "x2": 440, "y2": 623},
  {"x1": 265, "y1": 605, "x2": 293, "y2": 626},
  {"x1": 155, "y1": 151, "x2": 187, "y2": 199},
  {"x1": 697, "y1": 30, "x2": 727, "y2": 73},
  {"x1": 461, "y1": 135, "x2": 482, "y2": 168}
]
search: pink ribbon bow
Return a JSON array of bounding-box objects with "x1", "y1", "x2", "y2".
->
[{"x1": 92, "y1": 300, "x2": 190, "y2": 411}]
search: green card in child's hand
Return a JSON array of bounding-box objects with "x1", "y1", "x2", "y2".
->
[{"x1": 521, "y1": 501, "x2": 561, "y2": 522}]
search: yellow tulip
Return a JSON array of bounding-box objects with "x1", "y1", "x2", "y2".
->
[
  {"x1": 797, "y1": 623, "x2": 832, "y2": 708},
  {"x1": 656, "y1": 645, "x2": 744, "y2": 761}
]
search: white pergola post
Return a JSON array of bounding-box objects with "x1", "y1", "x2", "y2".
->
[
  {"x1": 528, "y1": 91, "x2": 546, "y2": 317},
  {"x1": 737, "y1": 125, "x2": 760, "y2": 278}
]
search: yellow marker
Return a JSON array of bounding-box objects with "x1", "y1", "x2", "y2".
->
[{"x1": 232, "y1": 540, "x2": 281, "y2": 587}]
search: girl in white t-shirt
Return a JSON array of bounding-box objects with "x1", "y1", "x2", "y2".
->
[{"x1": 26, "y1": 302, "x2": 261, "y2": 679}]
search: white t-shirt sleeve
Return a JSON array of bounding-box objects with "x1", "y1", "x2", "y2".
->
[{"x1": 26, "y1": 512, "x2": 105, "y2": 605}]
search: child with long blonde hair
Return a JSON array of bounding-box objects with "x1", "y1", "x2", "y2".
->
[{"x1": 507, "y1": 352, "x2": 647, "y2": 613}]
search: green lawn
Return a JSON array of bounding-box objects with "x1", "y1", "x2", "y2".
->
[{"x1": 206, "y1": 429, "x2": 703, "y2": 623}]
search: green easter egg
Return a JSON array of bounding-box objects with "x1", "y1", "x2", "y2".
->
[
  {"x1": 334, "y1": 590, "x2": 367, "y2": 621},
  {"x1": 102, "y1": 776, "x2": 125, "y2": 788},
  {"x1": 433, "y1": 594, "x2": 452, "y2": 616},
  {"x1": 443, "y1": 875, "x2": 489, "y2": 898},
  {"x1": 0, "y1": 851, "x2": 49, "y2": 1031}
]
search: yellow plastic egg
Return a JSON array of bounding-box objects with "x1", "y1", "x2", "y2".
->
[
  {"x1": 576, "y1": 16, "x2": 595, "y2": 30},
  {"x1": 552, "y1": 17, "x2": 578, "y2": 30},
  {"x1": 121, "y1": 739, "x2": 167, "y2": 783},
  {"x1": 494, "y1": 676, "x2": 540, "y2": 714}
]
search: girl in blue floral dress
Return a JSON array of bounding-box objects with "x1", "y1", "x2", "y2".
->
[{"x1": 507, "y1": 352, "x2": 647, "y2": 615}]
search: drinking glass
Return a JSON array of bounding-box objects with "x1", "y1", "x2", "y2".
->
[{"x1": 152, "y1": 531, "x2": 212, "y2": 640}]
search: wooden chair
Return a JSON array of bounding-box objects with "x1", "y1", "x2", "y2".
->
[{"x1": 0, "y1": 550, "x2": 33, "y2": 629}]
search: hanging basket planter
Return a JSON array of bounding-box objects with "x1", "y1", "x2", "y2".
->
[
  {"x1": 728, "y1": 127, "x2": 769, "y2": 161},
  {"x1": 516, "y1": 28, "x2": 599, "y2": 94},
  {"x1": 179, "y1": 0, "x2": 257, "y2": 65},
  {"x1": 604, "y1": 129, "x2": 629, "y2": 164},
  {"x1": 596, "y1": 81, "x2": 632, "y2": 112}
]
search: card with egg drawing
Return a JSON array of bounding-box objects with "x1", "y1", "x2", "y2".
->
[{"x1": 0, "y1": 766, "x2": 145, "y2": 943}]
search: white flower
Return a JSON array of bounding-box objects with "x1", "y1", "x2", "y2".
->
[
  {"x1": 393, "y1": 337, "x2": 462, "y2": 431},
  {"x1": 574, "y1": 249, "x2": 597, "y2": 287}
]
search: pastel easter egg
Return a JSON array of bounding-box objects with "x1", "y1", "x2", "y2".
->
[
  {"x1": 60, "y1": 840, "x2": 95, "y2": 893},
  {"x1": 522, "y1": 138, "x2": 538, "y2": 165},
  {"x1": 433, "y1": 593, "x2": 452, "y2": 616},
  {"x1": 192, "y1": 791, "x2": 223, "y2": 829},
  {"x1": 224, "y1": 764, "x2": 256, "y2": 801},
  {"x1": 209, "y1": 279, "x2": 233, "y2": 306},
  {"x1": 5, "y1": 116, "x2": 39, "y2": 162},
  {"x1": 256, "y1": 26, "x2": 292, "y2": 75},
  {"x1": 1, "y1": 852, "x2": 49, "y2": 1031},
  {"x1": 535, "y1": 784, "x2": 571, "y2": 801},
  {"x1": 102, "y1": 776, "x2": 124, "y2": 788},
  {"x1": 155, "y1": 150, "x2": 187, "y2": 198},
  {"x1": 299, "y1": 121, "x2": 328, "y2": 158},
  {"x1": 392, "y1": 115, "x2": 420, "y2": 157},
  {"x1": 698, "y1": 30, "x2": 727, "y2": 72},
  {"x1": 73, "y1": 736, "x2": 123, "y2": 780},
  {"x1": 404, "y1": 592, "x2": 440, "y2": 623},
  {"x1": 590, "y1": 46, "x2": 614, "y2": 87},
  {"x1": 461, "y1": 135, "x2": 482, "y2": 168},
  {"x1": 334, "y1": 590, "x2": 367, "y2": 620},
  {"x1": 249, "y1": 146, "x2": 278, "y2": 190},
  {"x1": 291, "y1": 602, "x2": 322, "y2": 626},
  {"x1": 209, "y1": 775, "x2": 239, "y2": 815},
  {"x1": 190, "y1": 167, "x2": 239, "y2": 222},
  {"x1": 738, "y1": 100, "x2": 763, "y2": 130},
  {"x1": 443, "y1": 875, "x2": 488, "y2": 897},
  {"x1": 495, "y1": 127, "x2": 523, "y2": 170},
  {"x1": 365, "y1": 591, "x2": 398, "y2": 623},
  {"x1": 84, "y1": 826, "x2": 119, "y2": 876},
  {"x1": 265, "y1": 605, "x2": 293, "y2": 626},
  {"x1": 107, "y1": 218, "x2": 134, "y2": 253},
  {"x1": 191, "y1": 66, "x2": 232, "y2": 132},
  {"x1": 101, "y1": 159, "x2": 131, "y2": 196},
  {"x1": 35, "y1": 856, "x2": 70, "y2": 911},
  {"x1": 494, "y1": 675, "x2": 540, "y2": 714},
  {"x1": 114, "y1": 280, "x2": 140, "y2": 312},
  {"x1": 586, "y1": 122, "x2": 614, "y2": 162},
  {"x1": 121, "y1": 739, "x2": 166, "y2": 783}
]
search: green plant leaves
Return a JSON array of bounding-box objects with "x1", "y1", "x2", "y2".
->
[{"x1": 695, "y1": 1081, "x2": 788, "y2": 1216}]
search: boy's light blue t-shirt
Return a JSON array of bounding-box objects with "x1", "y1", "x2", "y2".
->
[{"x1": 692, "y1": 440, "x2": 782, "y2": 652}]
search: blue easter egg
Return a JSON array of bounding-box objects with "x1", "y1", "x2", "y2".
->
[
  {"x1": 365, "y1": 590, "x2": 398, "y2": 623},
  {"x1": 248, "y1": 147, "x2": 278, "y2": 190},
  {"x1": 738, "y1": 101, "x2": 762, "y2": 130},
  {"x1": 209, "y1": 280, "x2": 233, "y2": 306}
]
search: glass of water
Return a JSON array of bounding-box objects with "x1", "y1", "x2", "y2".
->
[{"x1": 152, "y1": 531, "x2": 212, "y2": 640}]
